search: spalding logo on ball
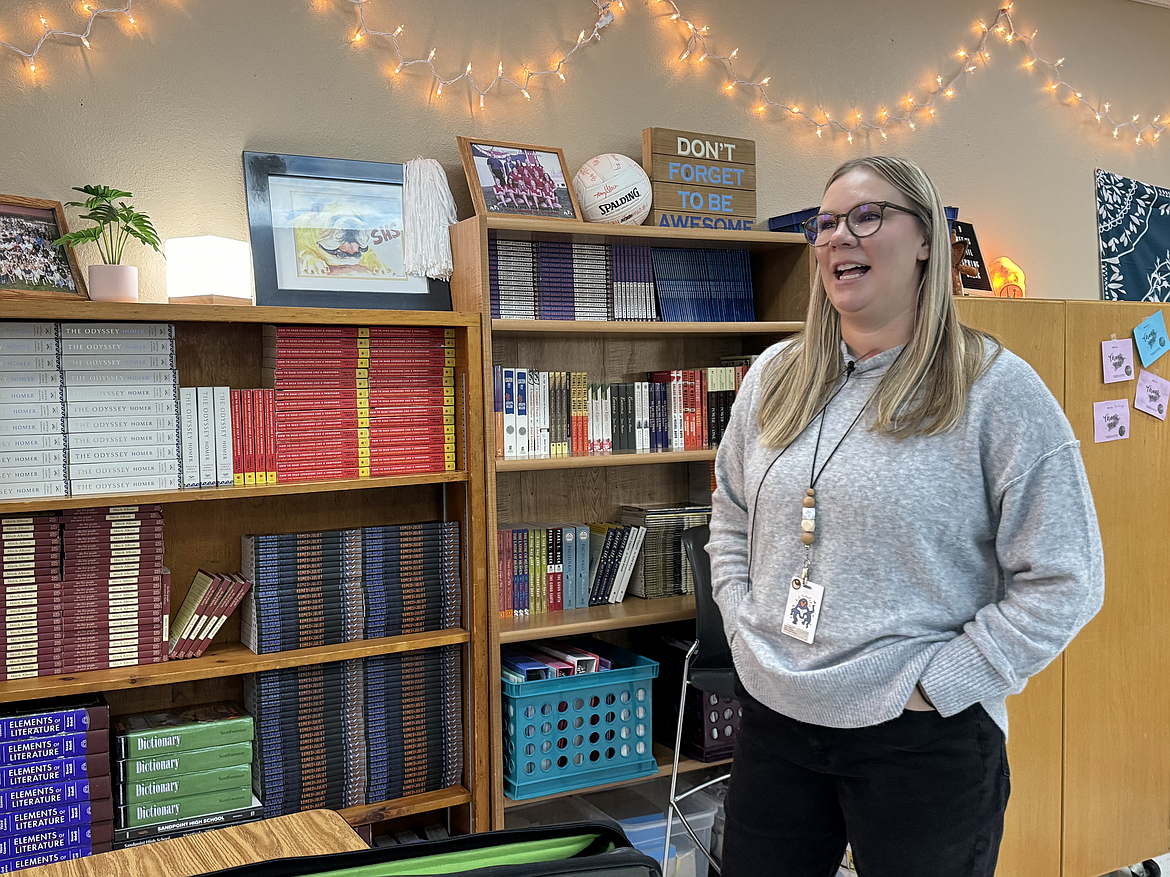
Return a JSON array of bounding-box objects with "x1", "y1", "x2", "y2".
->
[{"x1": 573, "y1": 154, "x2": 653, "y2": 225}]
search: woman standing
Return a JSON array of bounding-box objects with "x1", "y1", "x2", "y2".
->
[{"x1": 707, "y1": 156, "x2": 1103, "y2": 876}]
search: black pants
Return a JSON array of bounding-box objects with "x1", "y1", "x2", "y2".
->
[{"x1": 722, "y1": 685, "x2": 1010, "y2": 877}]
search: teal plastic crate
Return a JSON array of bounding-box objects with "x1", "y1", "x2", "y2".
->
[{"x1": 502, "y1": 639, "x2": 659, "y2": 800}]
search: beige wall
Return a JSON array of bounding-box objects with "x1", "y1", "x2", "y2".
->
[{"x1": 1, "y1": 0, "x2": 1168, "y2": 303}]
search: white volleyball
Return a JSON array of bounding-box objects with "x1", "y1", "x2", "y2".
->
[{"x1": 573, "y1": 154, "x2": 653, "y2": 224}]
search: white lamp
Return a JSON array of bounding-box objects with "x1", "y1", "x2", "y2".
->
[{"x1": 165, "y1": 235, "x2": 254, "y2": 305}]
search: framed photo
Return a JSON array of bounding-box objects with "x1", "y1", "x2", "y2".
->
[
  {"x1": 457, "y1": 137, "x2": 582, "y2": 221},
  {"x1": 0, "y1": 195, "x2": 88, "y2": 302},
  {"x1": 242, "y1": 151, "x2": 451, "y2": 310}
]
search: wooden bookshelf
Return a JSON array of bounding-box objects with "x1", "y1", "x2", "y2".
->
[
  {"x1": 341, "y1": 785, "x2": 472, "y2": 826},
  {"x1": 0, "y1": 303, "x2": 493, "y2": 834},
  {"x1": 450, "y1": 214, "x2": 811, "y2": 828},
  {"x1": 495, "y1": 450, "x2": 715, "y2": 472},
  {"x1": 501, "y1": 742, "x2": 729, "y2": 808},
  {"x1": 492, "y1": 320, "x2": 802, "y2": 335},
  {"x1": 0, "y1": 471, "x2": 469, "y2": 514},
  {"x1": 500, "y1": 596, "x2": 696, "y2": 643},
  {"x1": 0, "y1": 630, "x2": 472, "y2": 702}
]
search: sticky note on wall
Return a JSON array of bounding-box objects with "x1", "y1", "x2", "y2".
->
[{"x1": 1133, "y1": 311, "x2": 1169, "y2": 367}]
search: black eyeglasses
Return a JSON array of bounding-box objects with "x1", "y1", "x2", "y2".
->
[{"x1": 801, "y1": 201, "x2": 921, "y2": 247}]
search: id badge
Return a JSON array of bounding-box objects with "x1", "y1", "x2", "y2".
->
[{"x1": 782, "y1": 576, "x2": 824, "y2": 644}]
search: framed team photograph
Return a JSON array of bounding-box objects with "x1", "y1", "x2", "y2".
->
[
  {"x1": 0, "y1": 195, "x2": 88, "y2": 302},
  {"x1": 242, "y1": 151, "x2": 452, "y2": 310},
  {"x1": 457, "y1": 137, "x2": 582, "y2": 221}
]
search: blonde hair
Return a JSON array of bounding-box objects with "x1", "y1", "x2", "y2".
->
[{"x1": 757, "y1": 156, "x2": 999, "y2": 447}]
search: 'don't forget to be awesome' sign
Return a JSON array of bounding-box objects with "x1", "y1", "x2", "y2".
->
[{"x1": 642, "y1": 128, "x2": 757, "y2": 232}]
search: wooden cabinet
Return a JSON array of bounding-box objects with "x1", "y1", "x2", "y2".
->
[
  {"x1": 448, "y1": 214, "x2": 812, "y2": 824},
  {"x1": 0, "y1": 300, "x2": 491, "y2": 834},
  {"x1": 958, "y1": 297, "x2": 1170, "y2": 877}
]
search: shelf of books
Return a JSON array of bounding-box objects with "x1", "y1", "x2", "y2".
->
[
  {"x1": 339, "y1": 785, "x2": 472, "y2": 826},
  {"x1": 0, "y1": 630, "x2": 472, "y2": 701},
  {"x1": 0, "y1": 303, "x2": 493, "y2": 849},
  {"x1": 0, "y1": 471, "x2": 471, "y2": 514},
  {"x1": 449, "y1": 214, "x2": 811, "y2": 826},
  {"x1": 491, "y1": 320, "x2": 803, "y2": 335},
  {"x1": 495, "y1": 449, "x2": 716, "y2": 472},
  {"x1": 499, "y1": 595, "x2": 696, "y2": 643}
]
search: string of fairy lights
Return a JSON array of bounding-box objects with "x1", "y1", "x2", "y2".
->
[
  {"x1": 3, "y1": 1, "x2": 1165, "y2": 146},
  {"x1": 0, "y1": 2, "x2": 136, "y2": 76},
  {"x1": 661, "y1": 0, "x2": 1168, "y2": 145},
  {"x1": 346, "y1": 0, "x2": 623, "y2": 109}
]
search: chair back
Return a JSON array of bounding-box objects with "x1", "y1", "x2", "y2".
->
[{"x1": 680, "y1": 525, "x2": 735, "y2": 699}]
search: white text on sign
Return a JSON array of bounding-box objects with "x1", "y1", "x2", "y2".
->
[{"x1": 677, "y1": 137, "x2": 738, "y2": 161}]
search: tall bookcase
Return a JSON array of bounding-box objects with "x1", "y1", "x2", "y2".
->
[
  {"x1": 448, "y1": 215, "x2": 813, "y2": 824},
  {"x1": 0, "y1": 300, "x2": 492, "y2": 834}
]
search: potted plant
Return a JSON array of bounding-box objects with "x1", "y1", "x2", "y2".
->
[{"x1": 53, "y1": 185, "x2": 162, "y2": 302}]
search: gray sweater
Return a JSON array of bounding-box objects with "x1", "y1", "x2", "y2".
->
[{"x1": 708, "y1": 340, "x2": 1104, "y2": 735}]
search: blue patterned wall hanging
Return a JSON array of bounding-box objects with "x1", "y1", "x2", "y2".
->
[{"x1": 1097, "y1": 168, "x2": 1170, "y2": 302}]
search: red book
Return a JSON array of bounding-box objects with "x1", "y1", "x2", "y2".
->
[
  {"x1": 230, "y1": 389, "x2": 243, "y2": 486},
  {"x1": 189, "y1": 573, "x2": 251, "y2": 658},
  {"x1": 242, "y1": 388, "x2": 256, "y2": 485},
  {"x1": 264, "y1": 389, "x2": 276, "y2": 484},
  {"x1": 252, "y1": 389, "x2": 267, "y2": 485},
  {"x1": 169, "y1": 571, "x2": 225, "y2": 659}
]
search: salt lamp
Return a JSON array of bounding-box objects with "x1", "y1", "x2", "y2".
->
[{"x1": 989, "y1": 257, "x2": 1026, "y2": 298}]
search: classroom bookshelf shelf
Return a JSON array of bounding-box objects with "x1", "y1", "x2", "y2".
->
[
  {"x1": 0, "y1": 300, "x2": 481, "y2": 329},
  {"x1": 491, "y1": 320, "x2": 803, "y2": 335},
  {"x1": 0, "y1": 302, "x2": 493, "y2": 835},
  {"x1": 0, "y1": 630, "x2": 472, "y2": 703},
  {"x1": 450, "y1": 214, "x2": 811, "y2": 827},
  {"x1": 0, "y1": 471, "x2": 471, "y2": 514},
  {"x1": 495, "y1": 450, "x2": 716, "y2": 472},
  {"x1": 501, "y1": 742, "x2": 730, "y2": 809},
  {"x1": 499, "y1": 595, "x2": 696, "y2": 643},
  {"x1": 340, "y1": 786, "x2": 473, "y2": 826}
]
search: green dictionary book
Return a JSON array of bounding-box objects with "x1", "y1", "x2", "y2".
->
[
  {"x1": 114, "y1": 702, "x2": 253, "y2": 758},
  {"x1": 119, "y1": 785, "x2": 254, "y2": 829},
  {"x1": 120, "y1": 762, "x2": 252, "y2": 805},
  {"x1": 119, "y1": 740, "x2": 253, "y2": 782}
]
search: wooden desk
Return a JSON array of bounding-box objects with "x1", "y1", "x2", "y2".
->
[{"x1": 25, "y1": 809, "x2": 368, "y2": 877}]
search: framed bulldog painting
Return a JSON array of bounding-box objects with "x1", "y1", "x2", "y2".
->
[{"x1": 242, "y1": 152, "x2": 451, "y2": 310}]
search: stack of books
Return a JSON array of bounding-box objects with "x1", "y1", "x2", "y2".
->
[
  {"x1": 112, "y1": 703, "x2": 258, "y2": 848},
  {"x1": 500, "y1": 639, "x2": 609, "y2": 681},
  {"x1": 239, "y1": 522, "x2": 462, "y2": 655},
  {"x1": 488, "y1": 242, "x2": 753, "y2": 322},
  {"x1": 1, "y1": 506, "x2": 170, "y2": 680},
  {"x1": 0, "y1": 696, "x2": 113, "y2": 870},
  {"x1": 166, "y1": 571, "x2": 253, "y2": 659},
  {"x1": 0, "y1": 323, "x2": 67, "y2": 501},
  {"x1": 494, "y1": 361, "x2": 754, "y2": 459},
  {"x1": 59, "y1": 323, "x2": 180, "y2": 496},
  {"x1": 649, "y1": 249, "x2": 755, "y2": 321},
  {"x1": 61, "y1": 506, "x2": 169, "y2": 673},
  {"x1": 243, "y1": 647, "x2": 464, "y2": 817},
  {"x1": 620, "y1": 503, "x2": 713, "y2": 599},
  {"x1": 178, "y1": 387, "x2": 234, "y2": 489},
  {"x1": 489, "y1": 241, "x2": 662, "y2": 321},
  {"x1": 227, "y1": 389, "x2": 273, "y2": 486},
  {"x1": 262, "y1": 325, "x2": 456, "y2": 481},
  {"x1": 495, "y1": 522, "x2": 647, "y2": 615}
]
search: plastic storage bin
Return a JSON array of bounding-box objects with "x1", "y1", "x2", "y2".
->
[
  {"x1": 504, "y1": 794, "x2": 608, "y2": 829},
  {"x1": 501, "y1": 639, "x2": 659, "y2": 800},
  {"x1": 582, "y1": 780, "x2": 719, "y2": 877}
]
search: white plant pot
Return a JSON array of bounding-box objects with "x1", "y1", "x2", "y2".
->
[{"x1": 88, "y1": 264, "x2": 139, "y2": 303}]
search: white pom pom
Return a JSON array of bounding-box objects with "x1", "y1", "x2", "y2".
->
[{"x1": 403, "y1": 157, "x2": 459, "y2": 280}]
